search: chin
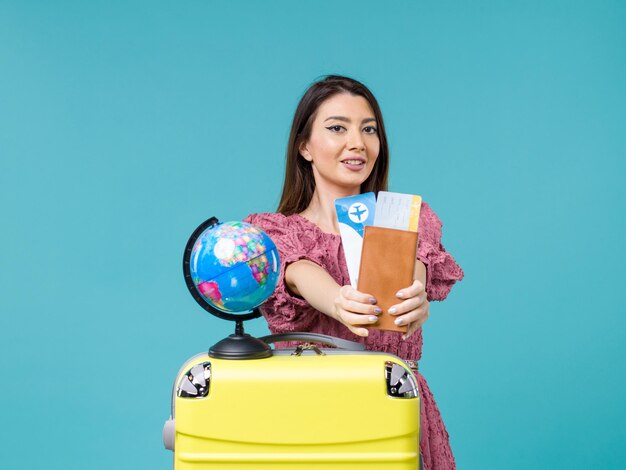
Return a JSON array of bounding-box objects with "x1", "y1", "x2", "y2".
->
[{"x1": 337, "y1": 178, "x2": 369, "y2": 192}]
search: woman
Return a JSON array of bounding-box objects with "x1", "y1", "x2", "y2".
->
[{"x1": 245, "y1": 75, "x2": 463, "y2": 469}]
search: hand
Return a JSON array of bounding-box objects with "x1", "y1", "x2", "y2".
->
[
  {"x1": 332, "y1": 285, "x2": 382, "y2": 337},
  {"x1": 388, "y1": 280, "x2": 430, "y2": 340}
]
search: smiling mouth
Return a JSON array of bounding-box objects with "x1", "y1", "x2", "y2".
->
[{"x1": 342, "y1": 159, "x2": 365, "y2": 166}]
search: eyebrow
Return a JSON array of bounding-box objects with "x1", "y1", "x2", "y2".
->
[{"x1": 323, "y1": 116, "x2": 377, "y2": 124}]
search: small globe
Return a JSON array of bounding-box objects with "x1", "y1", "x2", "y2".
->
[{"x1": 189, "y1": 221, "x2": 280, "y2": 314}]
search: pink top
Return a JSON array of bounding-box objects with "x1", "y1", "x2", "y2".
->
[
  {"x1": 245, "y1": 201, "x2": 463, "y2": 469},
  {"x1": 244, "y1": 201, "x2": 464, "y2": 361}
]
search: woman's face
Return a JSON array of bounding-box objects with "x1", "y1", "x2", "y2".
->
[{"x1": 299, "y1": 93, "x2": 380, "y2": 195}]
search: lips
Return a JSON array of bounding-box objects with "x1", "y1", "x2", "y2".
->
[
  {"x1": 341, "y1": 156, "x2": 366, "y2": 164},
  {"x1": 341, "y1": 157, "x2": 366, "y2": 171}
]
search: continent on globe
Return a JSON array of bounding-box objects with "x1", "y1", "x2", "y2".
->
[
  {"x1": 196, "y1": 280, "x2": 226, "y2": 310},
  {"x1": 211, "y1": 223, "x2": 267, "y2": 267},
  {"x1": 189, "y1": 221, "x2": 280, "y2": 313},
  {"x1": 247, "y1": 254, "x2": 271, "y2": 286}
]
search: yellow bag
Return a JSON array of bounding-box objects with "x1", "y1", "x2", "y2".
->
[{"x1": 163, "y1": 333, "x2": 421, "y2": 469}]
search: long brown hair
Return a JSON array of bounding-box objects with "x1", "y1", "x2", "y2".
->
[{"x1": 277, "y1": 75, "x2": 389, "y2": 215}]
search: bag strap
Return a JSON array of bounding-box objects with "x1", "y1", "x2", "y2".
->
[{"x1": 258, "y1": 332, "x2": 365, "y2": 351}]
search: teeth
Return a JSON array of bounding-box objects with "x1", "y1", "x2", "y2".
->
[{"x1": 343, "y1": 160, "x2": 364, "y2": 165}]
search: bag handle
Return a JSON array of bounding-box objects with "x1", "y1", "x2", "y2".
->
[{"x1": 258, "y1": 332, "x2": 365, "y2": 351}]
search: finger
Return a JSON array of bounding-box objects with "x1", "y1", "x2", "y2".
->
[
  {"x1": 338, "y1": 309, "x2": 381, "y2": 326},
  {"x1": 339, "y1": 297, "x2": 383, "y2": 316},
  {"x1": 337, "y1": 286, "x2": 382, "y2": 315},
  {"x1": 395, "y1": 280, "x2": 425, "y2": 300},
  {"x1": 393, "y1": 302, "x2": 430, "y2": 328},
  {"x1": 388, "y1": 294, "x2": 427, "y2": 316},
  {"x1": 335, "y1": 308, "x2": 371, "y2": 336},
  {"x1": 340, "y1": 285, "x2": 378, "y2": 305},
  {"x1": 402, "y1": 320, "x2": 423, "y2": 340},
  {"x1": 348, "y1": 325, "x2": 369, "y2": 337}
]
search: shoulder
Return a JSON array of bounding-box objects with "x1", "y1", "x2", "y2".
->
[
  {"x1": 244, "y1": 212, "x2": 289, "y2": 228},
  {"x1": 245, "y1": 212, "x2": 333, "y2": 264},
  {"x1": 244, "y1": 212, "x2": 310, "y2": 244},
  {"x1": 418, "y1": 201, "x2": 443, "y2": 241},
  {"x1": 244, "y1": 212, "x2": 307, "y2": 231},
  {"x1": 419, "y1": 201, "x2": 442, "y2": 226},
  {"x1": 415, "y1": 200, "x2": 464, "y2": 299}
]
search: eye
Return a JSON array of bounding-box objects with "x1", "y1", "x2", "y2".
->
[
  {"x1": 363, "y1": 126, "x2": 378, "y2": 135},
  {"x1": 325, "y1": 125, "x2": 345, "y2": 133}
]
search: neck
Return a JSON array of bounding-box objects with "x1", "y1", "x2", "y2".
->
[{"x1": 300, "y1": 185, "x2": 360, "y2": 235}]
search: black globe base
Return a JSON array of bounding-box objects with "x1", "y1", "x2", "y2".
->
[
  {"x1": 208, "y1": 319, "x2": 272, "y2": 360},
  {"x1": 183, "y1": 216, "x2": 277, "y2": 360}
]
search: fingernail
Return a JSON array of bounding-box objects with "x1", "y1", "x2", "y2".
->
[
  {"x1": 396, "y1": 292, "x2": 405, "y2": 299},
  {"x1": 361, "y1": 329, "x2": 369, "y2": 337},
  {"x1": 374, "y1": 307, "x2": 382, "y2": 314},
  {"x1": 369, "y1": 316, "x2": 378, "y2": 323},
  {"x1": 394, "y1": 318, "x2": 404, "y2": 326},
  {"x1": 389, "y1": 307, "x2": 397, "y2": 314},
  {"x1": 401, "y1": 335, "x2": 407, "y2": 340},
  {"x1": 368, "y1": 297, "x2": 377, "y2": 305}
]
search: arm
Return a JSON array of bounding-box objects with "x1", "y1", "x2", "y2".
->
[{"x1": 285, "y1": 260, "x2": 383, "y2": 337}]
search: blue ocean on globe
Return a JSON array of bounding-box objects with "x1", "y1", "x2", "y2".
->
[{"x1": 189, "y1": 221, "x2": 280, "y2": 313}]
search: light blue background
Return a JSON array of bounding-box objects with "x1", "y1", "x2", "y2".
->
[{"x1": 1, "y1": 1, "x2": 624, "y2": 468}]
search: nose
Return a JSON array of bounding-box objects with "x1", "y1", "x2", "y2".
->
[{"x1": 347, "y1": 127, "x2": 365, "y2": 151}]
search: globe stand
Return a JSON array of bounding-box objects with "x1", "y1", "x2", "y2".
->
[
  {"x1": 183, "y1": 216, "x2": 275, "y2": 360},
  {"x1": 208, "y1": 314, "x2": 272, "y2": 360}
]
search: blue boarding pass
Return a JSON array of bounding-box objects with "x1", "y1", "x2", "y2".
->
[{"x1": 334, "y1": 192, "x2": 376, "y2": 287}]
